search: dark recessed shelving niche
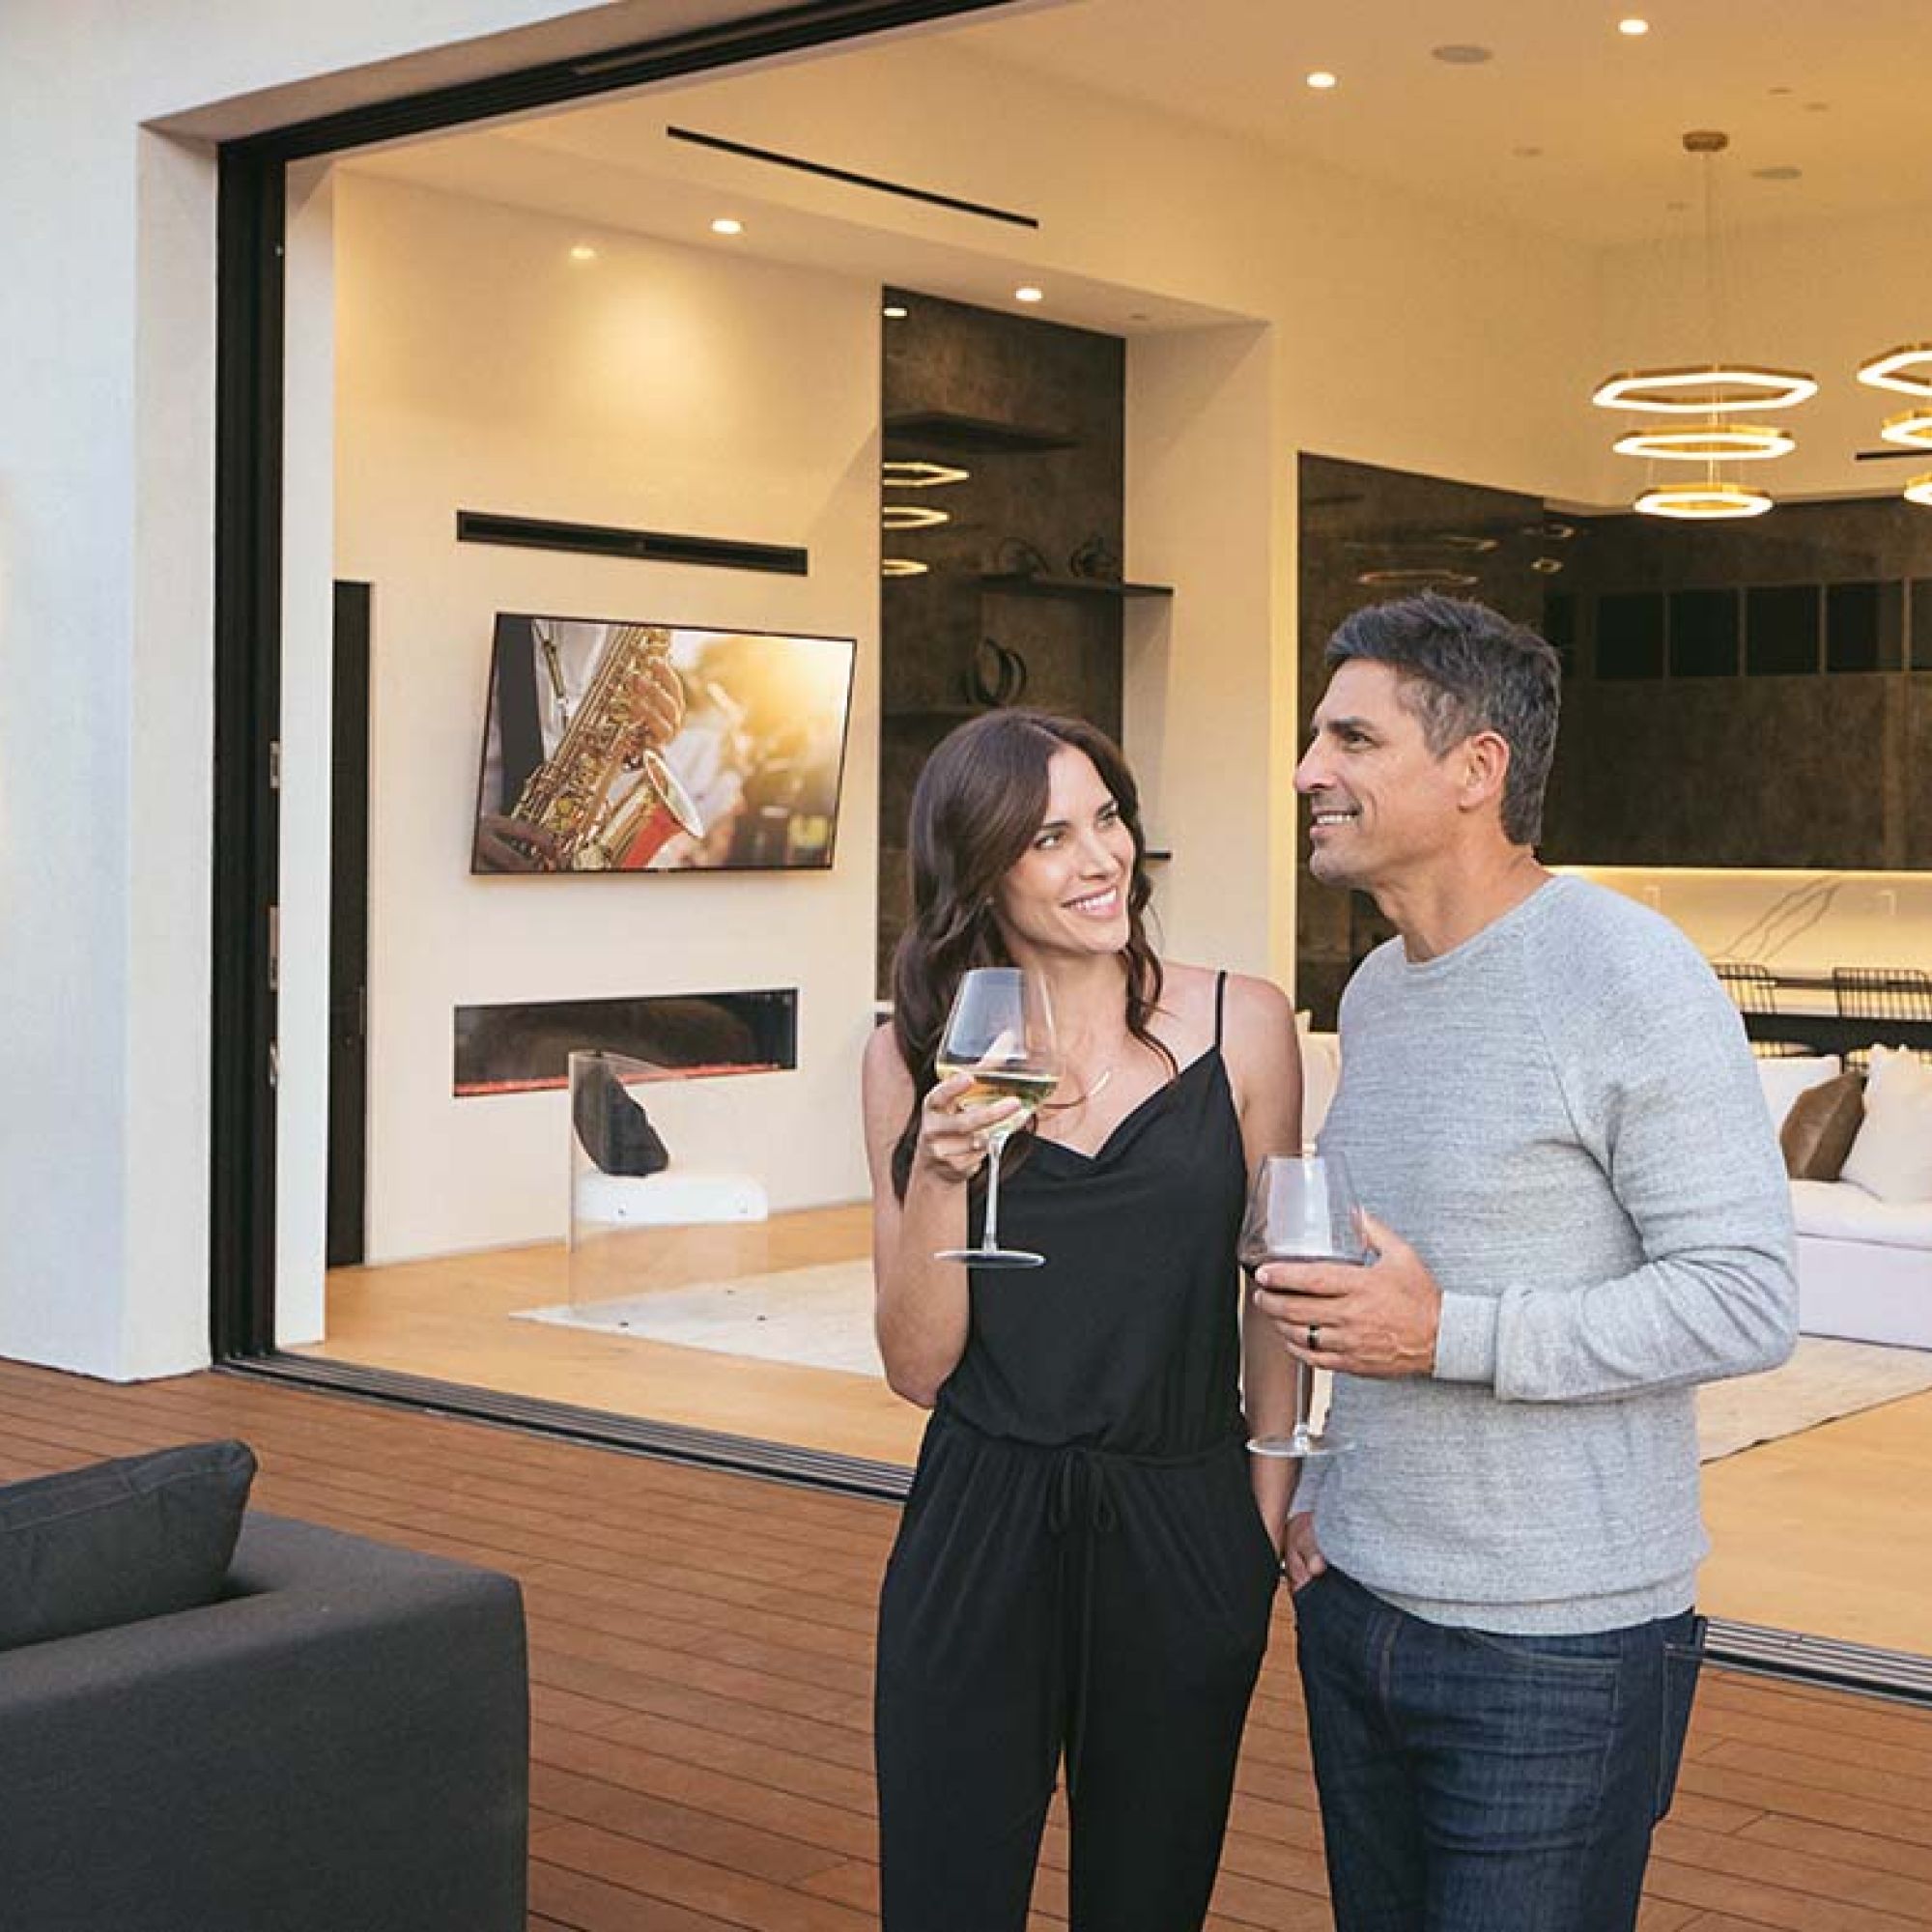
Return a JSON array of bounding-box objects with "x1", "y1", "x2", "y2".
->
[
  {"x1": 980, "y1": 573, "x2": 1174, "y2": 601},
  {"x1": 883, "y1": 411, "x2": 1078, "y2": 454}
]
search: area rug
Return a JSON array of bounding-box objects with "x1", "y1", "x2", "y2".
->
[
  {"x1": 1694, "y1": 1333, "x2": 1932, "y2": 1461},
  {"x1": 516, "y1": 1259, "x2": 885, "y2": 1377},
  {"x1": 520, "y1": 1267, "x2": 1932, "y2": 1447}
]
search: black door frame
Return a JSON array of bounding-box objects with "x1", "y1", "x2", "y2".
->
[{"x1": 210, "y1": 0, "x2": 1022, "y2": 1363}]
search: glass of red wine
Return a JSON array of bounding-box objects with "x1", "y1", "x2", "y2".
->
[{"x1": 1240, "y1": 1153, "x2": 1363, "y2": 1459}]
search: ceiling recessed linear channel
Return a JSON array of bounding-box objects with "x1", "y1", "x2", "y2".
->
[{"x1": 668, "y1": 125, "x2": 1039, "y2": 228}]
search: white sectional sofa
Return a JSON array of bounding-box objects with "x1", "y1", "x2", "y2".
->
[{"x1": 1757, "y1": 1055, "x2": 1932, "y2": 1351}]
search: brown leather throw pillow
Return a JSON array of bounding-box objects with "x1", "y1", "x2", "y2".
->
[{"x1": 1779, "y1": 1073, "x2": 1864, "y2": 1181}]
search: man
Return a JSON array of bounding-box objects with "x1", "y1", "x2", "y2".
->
[{"x1": 1258, "y1": 593, "x2": 1796, "y2": 1931}]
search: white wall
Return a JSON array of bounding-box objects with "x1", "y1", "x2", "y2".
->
[
  {"x1": 1122, "y1": 324, "x2": 1283, "y2": 980},
  {"x1": 331, "y1": 173, "x2": 879, "y2": 1264}
]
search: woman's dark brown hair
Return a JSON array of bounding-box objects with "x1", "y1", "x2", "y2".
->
[{"x1": 887, "y1": 709, "x2": 1170, "y2": 1198}]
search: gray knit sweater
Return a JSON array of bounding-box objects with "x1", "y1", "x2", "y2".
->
[{"x1": 1293, "y1": 875, "x2": 1797, "y2": 1633}]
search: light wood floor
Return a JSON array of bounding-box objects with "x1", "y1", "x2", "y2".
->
[
  {"x1": 311, "y1": 1221, "x2": 1932, "y2": 1656},
  {"x1": 305, "y1": 1208, "x2": 925, "y2": 1466},
  {"x1": 4, "y1": 1355, "x2": 1931, "y2": 1932}
]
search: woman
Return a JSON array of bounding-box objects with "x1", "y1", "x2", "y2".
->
[{"x1": 863, "y1": 709, "x2": 1302, "y2": 1932}]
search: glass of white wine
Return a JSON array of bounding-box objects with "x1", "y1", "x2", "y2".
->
[{"x1": 933, "y1": 966, "x2": 1061, "y2": 1269}]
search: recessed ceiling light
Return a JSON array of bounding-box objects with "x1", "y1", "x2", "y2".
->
[
  {"x1": 1513, "y1": 145, "x2": 1544, "y2": 159},
  {"x1": 1768, "y1": 85, "x2": 1793, "y2": 96},
  {"x1": 1804, "y1": 100, "x2": 1830, "y2": 112},
  {"x1": 1665, "y1": 199, "x2": 1690, "y2": 212},
  {"x1": 882, "y1": 303, "x2": 909, "y2": 319},
  {"x1": 1305, "y1": 70, "x2": 1338, "y2": 90},
  {"x1": 569, "y1": 244, "x2": 597, "y2": 262},
  {"x1": 710, "y1": 216, "x2": 744, "y2": 236},
  {"x1": 1751, "y1": 165, "x2": 1803, "y2": 182},
  {"x1": 1014, "y1": 285, "x2": 1044, "y2": 304},
  {"x1": 1617, "y1": 18, "x2": 1650, "y2": 36},
  {"x1": 1431, "y1": 43, "x2": 1492, "y2": 65}
]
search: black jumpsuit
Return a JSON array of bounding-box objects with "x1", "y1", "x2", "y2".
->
[{"x1": 875, "y1": 975, "x2": 1280, "y2": 1931}]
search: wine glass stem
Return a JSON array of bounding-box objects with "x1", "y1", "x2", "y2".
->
[
  {"x1": 980, "y1": 1126, "x2": 1012, "y2": 1252},
  {"x1": 1293, "y1": 1352, "x2": 1315, "y2": 1435}
]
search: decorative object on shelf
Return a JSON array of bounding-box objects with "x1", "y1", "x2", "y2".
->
[
  {"x1": 1593, "y1": 130, "x2": 1814, "y2": 522},
  {"x1": 1066, "y1": 533, "x2": 1122, "y2": 582},
  {"x1": 1857, "y1": 344, "x2": 1932, "y2": 398},
  {"x1": 881, "y1": 557, "x2": 929, "y2": 577},
  {"x1": 994, "y1": 535, "x2": 1050, "y2": 579},
  {"x1": 965, "y1": 637, "x2": 1030, "y2": 709},
  {"x1": 882, "y1": 459, "x2": 970, "y2": 488},
  {"x1": 882, "y1": 503, "x2": 950, "y2": 530}
]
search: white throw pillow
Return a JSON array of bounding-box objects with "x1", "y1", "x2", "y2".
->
[
  {"x1": 1754, "y1": 1055, "x2": 1841, "y2": 1132},
  {"x1": 1839, "y1": 1045, "x2": 1932, "y2": 1206}
]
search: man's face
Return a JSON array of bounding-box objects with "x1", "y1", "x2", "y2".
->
[{"x1": 1294, "y1": 660, "x2": 1468, "y2": 892}]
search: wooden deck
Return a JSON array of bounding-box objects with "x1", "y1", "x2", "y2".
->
[{"x1": 1, "y1": 1357, "x2": 1928, "y2": 1931}]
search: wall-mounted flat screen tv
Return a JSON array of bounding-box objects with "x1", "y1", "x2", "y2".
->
[{"x1": 471, "y1": 613, "x2": 856, "y2": 874}]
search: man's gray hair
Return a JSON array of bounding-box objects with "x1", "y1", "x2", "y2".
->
[{"x1": 1326, "y1": 593, "x2": 1561, "y2": 846}]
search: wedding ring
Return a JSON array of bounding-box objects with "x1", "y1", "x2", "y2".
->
[{"x1": 1307, "y1": 1323, "x2": 1322, "y2": 1352}]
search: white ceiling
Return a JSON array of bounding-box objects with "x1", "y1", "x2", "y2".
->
[{"x1": 948, "y1": 0, "x2": 1932, "y2": 245}]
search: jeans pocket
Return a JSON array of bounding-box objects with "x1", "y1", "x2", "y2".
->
[
  {"x1": 1455, "y1": 1625, "x2": 1625, "y2": 1677},
  {"x1": 1656, "y1": 1615, "x2": 1707, "y2": 1821}
]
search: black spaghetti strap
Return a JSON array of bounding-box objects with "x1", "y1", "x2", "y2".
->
[{"x1": 1213, "y1": 969, "x2": 1228, "y2": 1047}]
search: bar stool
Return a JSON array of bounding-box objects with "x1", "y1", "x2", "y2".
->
[
  {"x1": 1712, "y1": 960, "x2": 1811, "y2": 1059},
  {"x1": 1831, "y1": 968, "x2": 1932, "y2": 1074}
]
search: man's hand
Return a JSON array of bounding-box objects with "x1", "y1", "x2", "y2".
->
[
  {"x1": 1253, "y1": 1210, "x2": 1442, "y2": 1379},
  {"x1": 1283, "y1": 1512, "x2": 1328, "y2": 1592}
]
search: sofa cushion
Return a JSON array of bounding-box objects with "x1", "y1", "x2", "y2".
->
[
  {"x1": 0, "y1": 1438, "x2": 256, "y2": 1652},
  {"x1": 1780, "y1": 1073, "x2": 1864, "y2": 1181},
  {"x1": 1754, "y1": 1054, "x2": 1841, "y2": 1131},
  {"x1": 1791, "y1": 1179, "x2": 1932, "y2": 1249},
  {"x1": 1840, "y1": 1045, "x2": 1932, "y2": 1207}
]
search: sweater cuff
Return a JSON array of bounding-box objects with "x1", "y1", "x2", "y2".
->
[{"x1": 1434, "y1": 1293, "x2": 1499, "y2": 1384}]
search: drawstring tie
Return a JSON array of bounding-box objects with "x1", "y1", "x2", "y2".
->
[{"x1": 1045, "y1": 1446, "x2": 1118, "y2": 1802}]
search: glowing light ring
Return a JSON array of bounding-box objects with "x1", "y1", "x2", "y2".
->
[
  {"x1": 1613, "y1": 423, "x2": 1795, "y2": 461},
  {"x1": 882, "y1": 504, "x2": 950, "y2": 530},
  {"x1": 881, "y1": 557, "x2": 929, "y2": 578},
  {"x1": 1354, "y1": 567, "x2": 1479, "y2": 589},
  {"x1": 1592, "y1": 365, "x2": 1818, "y2": 413},
  {"x1": 1634, "y1": 482, "x2": 1773, "y2": 520},
  {"x1": 1880, "y1": 410, "x2": 1932, "y2": 450},
  {"x1": 1904, "y1": 473, "x2": 1932, "y2": 508},
  {"x1": 1859, "y1": 344, "x2": 1932, "y2": 398},
  {"x1": 883, "y1": 460, "x2": 969, "y2": 488}
]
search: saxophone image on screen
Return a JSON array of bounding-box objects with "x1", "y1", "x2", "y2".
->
[{"x1": 511, "y1": 624, "x2": 705, "y2": 870}]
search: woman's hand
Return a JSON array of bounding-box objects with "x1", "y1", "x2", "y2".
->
[{"x1": 914, "y1": 1072, "x2": 1026, "y2": 1185}]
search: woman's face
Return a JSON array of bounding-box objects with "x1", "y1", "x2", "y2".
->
[{"x1": 992, "y1": 745, "x2": 1136, "y2": 959}]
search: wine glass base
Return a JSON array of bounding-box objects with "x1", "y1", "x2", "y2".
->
[
  {"x1": 1247, "y1": 1433, "x2": 1349, "y2": 1461},
  {"x1": 934, "y1": 1246, "x2": 1046, "y2": 1269}
]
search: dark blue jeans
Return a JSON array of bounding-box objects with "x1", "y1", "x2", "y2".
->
[{"x1": 1293, "y1": 1569, "x2": 1704, "y2": 1932}]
